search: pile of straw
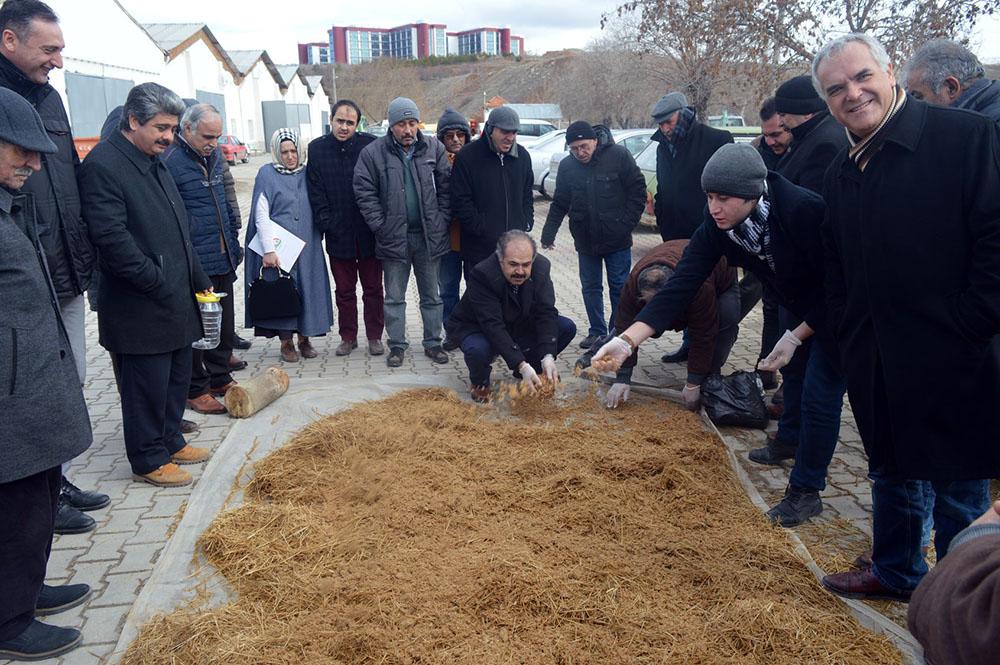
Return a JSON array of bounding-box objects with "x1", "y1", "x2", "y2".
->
[{"x1": 124, "y1": 387, "x2": 901, "y2": 664}]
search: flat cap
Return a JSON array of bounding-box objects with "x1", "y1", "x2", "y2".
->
[{"x1": 0, "y1": 88, "x2": 57, "y2": 154}]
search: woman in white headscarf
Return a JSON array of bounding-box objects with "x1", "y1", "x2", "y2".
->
[{"x1": 245, "y1": 129, "x2": 333, "y2": 362}]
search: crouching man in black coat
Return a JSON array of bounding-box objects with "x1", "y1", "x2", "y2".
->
[
  {"x1": 0, "y1": 87, "x2": 92, "y2": 662},
  {"x1": 445, "y1": 230, "x2": 576, "y2": 402},
  {"x1": 80, "y1": 83, "x2": 213, "y2": 489}
]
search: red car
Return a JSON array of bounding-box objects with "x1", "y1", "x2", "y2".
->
[{"x1": 218, "y1": 135, "x2": 249, "y2": 165}]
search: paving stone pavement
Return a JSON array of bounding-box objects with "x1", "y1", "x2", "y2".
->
[{"x1": 17, "y1": 155, "x2": 878, "y2": 664}]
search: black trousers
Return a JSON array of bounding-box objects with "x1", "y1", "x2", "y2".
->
[
  {"x1": 117, "y1": 347, "x2": 192, "y2": 475},
  {"x1": 189, "y1": 272, "x2": 236, "y2": 398},
  {"x1": 0, "y1": 466, "x2": 60, "y2": 640}
]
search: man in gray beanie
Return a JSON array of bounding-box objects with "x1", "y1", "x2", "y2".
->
[
  {"x1": 648, "y1": 89, "x2": 733, "y2": 364},
  {"x1": 449, "y1": 104, "x2": 534, "y2": 278},
  {"x1": 591, "y1": 143, "x2": 851, "y2": 530},
  {"x1": 0, "y1": 86, "x2": 93, "y2": 661},
  {"x1": 354, "y1": 97, "x2": 452, "y2": 368}
]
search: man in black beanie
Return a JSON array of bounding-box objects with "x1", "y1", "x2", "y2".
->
[
  {"x1": 773, "y1": 74, "x2": 848, "y2": 194},
  {"x1": 590, "y1": 143, "x2": 849, "y2": 529},
  {"x1": 540, "y1": 120, "x2": 647, "y2": 348}
]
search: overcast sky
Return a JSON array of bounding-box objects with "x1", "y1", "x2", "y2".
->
[{"x1": 119, "y1": 0, "x2": 1000, "y2": 64}]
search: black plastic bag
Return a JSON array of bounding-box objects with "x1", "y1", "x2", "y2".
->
[{"x1": 701, "y1": 371, "x2": 769, "y2": 429}]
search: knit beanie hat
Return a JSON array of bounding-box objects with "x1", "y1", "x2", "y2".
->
[
  {"x1": 487, "y1": 106, "x2": 520, "y2": 132},
  {"x1": 565, "y1": 120, "x2": 597, "y2": 143},
  {"x1": 650, "y1": 92, "x2": 688, "y2": 122},
  {"x1": 388, "y1": 97, "x2": 420, "y2": 125},
  {"x1": 0, "y1": 88, "x2": 57, "y2": 154},
  {"x1": 701, "y1": 143, "x2": 768, "y2": 199},
  {"x1": 436, "y1": 107, "x2": 471, "y2": 141},
  {"x1": 774, "y1": 75, "x2": 826, "y2": 115}
]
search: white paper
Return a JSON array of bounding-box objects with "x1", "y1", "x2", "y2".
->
[{"x1": 249, "y1": 225, "x2": 306, "y2": 269}]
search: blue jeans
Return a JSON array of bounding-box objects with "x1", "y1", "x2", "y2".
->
[
  {"x1": 461, "y1": 315, "x2": 577, "y2": 387},
  {"x1": 382, "y1": 231, "x2": 442, "y2": 351},
  {"x1": 786, "y1": 337, "x2": 848, "y2": 491},
  {"x1": 870, "y1": 475, "x2": 990, "y2": 592},
  {"x1": 578, "y1": 248, "x2": 631, "y2": 337},
  {"x1": 439, "y1": 250, "x2": 463, "y2": 325}
]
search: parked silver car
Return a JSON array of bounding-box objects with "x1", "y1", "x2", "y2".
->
[
  {"x1": 541, "y1": 128, "x2": 654, "y2": 199},
  {"x1": 528, "y1": 130, "x2": 567, "y2": 195}
]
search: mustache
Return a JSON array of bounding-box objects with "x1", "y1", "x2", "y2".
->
[
  {"x1": 156, "y1": 139, "x2": 172, "y2": 147},
  {"x1": 14, "y1": 167, "x2": 33, "y2": 177}
]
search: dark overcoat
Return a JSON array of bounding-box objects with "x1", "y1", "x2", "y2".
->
[
  {"x1": 80, "y1": 132, "x2": 211, "y2": 355},
  {"x1": 822, "y1": 98, "x2": 1000, "y2": 480},
  {"x1": 541, "y1": 142, "x2": 647, "y2": 256},
  {"x1": 306, "y1": 131, "x2": 377, "y2": 260},
  {"x1": 775, "y1": 110, "x2": 847, "y2": 194},
  {"x1": 652, "y1": 116, "x2": 733, "y2": 240},
  {"x1": 445, "y1": 254, "x2": 560, "y2": 371},
  {"x1": 0, "y1": 189, "x2": 91, "y2": 483}
]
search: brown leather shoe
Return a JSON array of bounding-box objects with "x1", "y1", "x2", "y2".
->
[
  {"x1": 134, "y1": 463, "x2": 192, "y2": 487},
  {"x1": 298, "y1": 336, "x2": 318, "y2": 359},
  {"x1": 335, "y1": 339, "x2": 357, "y2": 356},
  {"x1": 171, "y1": 445, "x2": 211, "y2": 465},
  {"x1": 209, "y1": 381, "x2": 237, "y2": 396},
  {"x1": 280, "y1": 340, "x2": 298, "y2": 362},
  {"x1": 186, "y1": 393, "x2": 226, "y2": 415},
  {"x1": 471, "y1": 385, "x2": 491, "y2": 403},
  {"x1": 368, "y1": 339, "x2": 385, "y2": 356},
  {"x1": 821, "y1": 569, "x2": 912, "y2": 602}
]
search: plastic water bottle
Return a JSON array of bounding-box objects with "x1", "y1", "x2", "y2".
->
[{"x1": 192, "y1": 292, "x2": 224, "y2": 350}]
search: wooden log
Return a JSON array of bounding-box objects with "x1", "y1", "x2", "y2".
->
[{"x1": 225, "y1": 367, "x2": 290, "y2": 418}]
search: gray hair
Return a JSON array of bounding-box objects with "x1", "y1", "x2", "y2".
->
[
  {"x1": 181, "y1": 103, "x2": 221, "y2": 132},
  {"x1": 902, "y1": 39, "x2": 985, "y2": 94},
  {"x1": 119, "y1": 82, "x2": 185, "y2": 132},
  {"x1": 811, "y1": 33, "x2": 892, "y2": 100},
  {"x1": 636, "y1": 264, "x2": 674, "y2": 295},
  {"x1": 495, "y1": 230, "x2": 537, "y2": 260}
]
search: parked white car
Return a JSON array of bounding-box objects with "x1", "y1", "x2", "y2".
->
[
  {"x1": 527, "y1": 130, "x2": 567, "y2": 194},
  {"x1": 515, "y1": 119, "x2": 558, "y2": 148},
  {"x1": 541, "y1": 128, "x2": 654, "y2": 199}
]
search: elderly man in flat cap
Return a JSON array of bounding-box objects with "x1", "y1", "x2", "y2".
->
[{"x1": 0, "y1": 86, "x2": 93, "y2": 662}]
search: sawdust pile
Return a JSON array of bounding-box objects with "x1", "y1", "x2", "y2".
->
[{"x1": 123, "y1": 387, "x2": 901, "y2": 664}]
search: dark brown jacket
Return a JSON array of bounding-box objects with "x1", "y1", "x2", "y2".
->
[
  {"x1": 908, "y1": 528, "x2": 1000, "y2": 665},
  {"x1": 616, "y1": 240, "x2": 735, "y2": 383}
]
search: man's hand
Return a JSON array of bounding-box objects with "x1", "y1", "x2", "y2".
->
[
  {"x1": 540, "y1": 354, "x2": 559, "y2": 384},
  {"x1": 605, "y1": 382, "x2": 630, "y2": 409},
  {"x1": 971, "y1": 500, "x2": 1000, "y2": 527},
  {"x1": 681, "y1": 383, "x2": 701, "y2": 411},
  {"x1": 542, "y1": 242, "x2": 555, "y2": 250},
  {"x1": 263, "y1": 251, "x2": 280, "y2": 268},
  {"x1": 590, "y1": 336, "x2": 632, "y2": 372},
  {"x1": 519, "y1": 362, "x2": 542, "y2": 393},
  {"x1": 758, "y1": 329, "x2": 802, "y2": 372}
]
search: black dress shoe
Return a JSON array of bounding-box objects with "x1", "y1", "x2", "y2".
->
[
  {"x1": 748, "y1": 435, "x2": 797, "y2": 465},
  {"x1": 35, "y1": 583, "x2": 92, "y2": 616},
  {"x1": 424, "y1": 346, "x2": 449, "y2": 364},
  {"x1": 53, "y1": 499, "x2": 96, "y2": 535},
  {"x1": 0, "y1": 620, "x2": 82, "y2": 661},
  {"x1": 661, "y1": 344, "x2": 690, "y2": 363},
  {"x1": 578, "y1": 334, "x2": 601, "y2": 349},
  {"x1": 231, "y1": 333, "x2": 252, "y2": 350},
  {"x1": 180, "y1": 418, "x2": 199, "y2": 434},
  {"x1": 61, "y1": 478, "x2": 110, "y2": 512},
  {"x1": 228, "y1": 355, "x2": 248, "y2": 371},
  {"x1": 442, "y1": 336, "x2": 459, "y2": 351}
]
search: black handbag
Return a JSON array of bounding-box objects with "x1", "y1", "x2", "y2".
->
[{"x1": 247, "y1": 266, "x2": 302, "y2": 321}]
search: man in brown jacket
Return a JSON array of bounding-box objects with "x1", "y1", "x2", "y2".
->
[
  {"x1": 907, "y1": 500, "x2": 1000, "y2": 665},
  {"x1": 588, "y1": 239, "x2": 739, "y2": 409}
]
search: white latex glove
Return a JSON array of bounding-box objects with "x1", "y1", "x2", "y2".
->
[
  {"x1": 681, "y1": 383, "x2": 701, "y2": 411},
  {"x1": 605, "y1": 382, "x2": 630, "y2": 409},
  {"x1": 758, "y1": 329, "x2": 802, "y2": 372},
  {"x1": 540, "y1": 354, "x2": 559, "y2": 384},
  {"x1": 519, "y1": 362, "x2": 543, "y2": 393},
  {"x1": 590, "y1": 335, "x2": 632, "y2": 372}
]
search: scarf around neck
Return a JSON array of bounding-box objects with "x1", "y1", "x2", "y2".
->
[
  {"x1": 726, "y1": 182, "x2": 774, "y2": 270},
  {"x1": 847, "y1": 86, "x2": 907, "y2": 172}
]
